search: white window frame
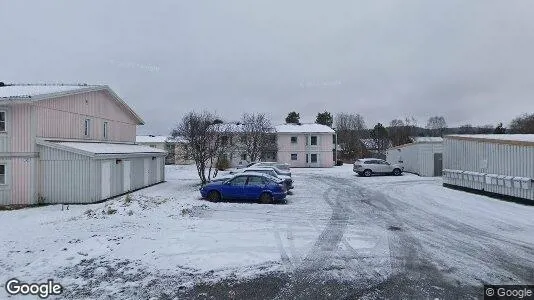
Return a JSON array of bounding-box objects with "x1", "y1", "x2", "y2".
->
[
  {"x1": 84, "y1": 119, "x2": 91, "y2": 137},
  {"x1": 0, "y1": 163, "x2": 6, "y2": 185},
  {"x1": 310, "y1": 136, "x2": 318, "y2": 146},
  {"x1": 310, "y1": 154, "x2": 318, "y2": 163},
  {"x1": 290, "y1": 136, "x2": 298, "y2": 143},
  {"x1": 103, "y1": 121, "x2": 109, "y2": 139},
  {"x1": 0, "y1": 111, "x2": 6, "y2": 132}
]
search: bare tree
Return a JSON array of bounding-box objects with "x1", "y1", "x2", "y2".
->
[
  {"x1": 426, "y1": 116, "x2": 447, "y2": 137},
  {"x1": 389, "y1": 119, "x2": 412, "y2": 146},
  {"x1": 458, "y1": 124, "x2": 475, "y2": 134},
  {"x1": 477, "y1": 125, "x2": 495, "y2": 134},
  {"x1": 335, "y1": 113, "x2": 367, "y2": 160},
  {"x1": 371, "y1": 123, "x2": 389, "y2": 155},
  {"x1": 510, "y1": 113, "x2": 534, "y2": 133},
  {"x1": 171, "y1": 111, "x2": 229, "y2": 184},
  {"x1": 240, "y1": 113, "x2": 277, "y2": 162}
]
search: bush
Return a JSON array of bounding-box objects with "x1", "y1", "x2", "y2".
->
[
  {"x1": 336, "y1": 160, "x2": 344, "y2": 166},
  {"x1": 216, "y1": 156, "x2": 231, "y2": 170}
]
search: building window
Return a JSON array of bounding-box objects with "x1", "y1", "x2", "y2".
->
[
  {"x1": 103, "y1": 121, "x2": 109, "y2": 139},
  {"x1": 306, "y1": 154, "x2": 309, "y2": 163},
  {"x1": 0, "y1": 111, "x2": 5, "y2": 132},
  {"x1": 0, "y1": 164, "x2": 5, "y2": 184},
  {"x1": 290, "y1": 136, "x2": 297, "y2": 143},
  {"x1": 291, "y1": 153, "x2": 297, "y2": 160},
  {"x1": 84, "y1": 119, "x2": 91, "y2": 136},
  {"x1": 311, "y1": 154, "x2": 318, "y2": 163},
  {"x1": 311, "y1": 136, "x2": 317, "y2": 145}
]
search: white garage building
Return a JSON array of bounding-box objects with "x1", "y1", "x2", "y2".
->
[
  {"x1": 443, "y1": 134, "x2": 534, "y2": 202},
  {"x1": 386, "y1": 137, "x2": 443, "y2": 177}
]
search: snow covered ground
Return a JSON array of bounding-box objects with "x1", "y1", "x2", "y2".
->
[{"x1": 1, "y1": 164, "x2": 533, "y2": 299}]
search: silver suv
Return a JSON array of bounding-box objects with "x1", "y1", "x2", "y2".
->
[{"x1": 353, "y1": 158, "x2": 403, "y2": 177}]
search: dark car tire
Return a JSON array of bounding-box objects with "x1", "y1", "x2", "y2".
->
[
  {"x1": 392, "y1": 168, "x2": 402, "y2": 176},
  {"x1": 363, "y1": 169, "x2": 372, "y2": 177},
  {"x1": 259, "y1": 193, "x2": 273, "y2": 204},
  {"x1": 207, "y1": 190, "x2": 221, "y2": 202}
]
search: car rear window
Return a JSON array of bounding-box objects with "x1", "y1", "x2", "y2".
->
[{"x1": 247, "y1": 176, "x2": 265, "y2": 186}]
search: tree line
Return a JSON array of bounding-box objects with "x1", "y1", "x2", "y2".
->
[
  {"x1": 285, "y1": 110, "x2": 534, "y2": 160},
  {"x1": 172, "y1": 110, "x2": 533, "y2": 183}
]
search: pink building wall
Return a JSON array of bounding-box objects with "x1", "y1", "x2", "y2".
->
[
  {"x1": 0, "y1": 89, "x2": 141, "y2": 205},
  {"x1": 35, "y1": 90, "x2": 138, "y2": 142},
  {"x1": 277, "y1": 133, "x2": 334, "y2": 168}
]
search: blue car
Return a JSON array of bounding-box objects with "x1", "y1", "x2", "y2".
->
[{"x1": 200, "y1": 172, "x2": 287, "y2": 204}]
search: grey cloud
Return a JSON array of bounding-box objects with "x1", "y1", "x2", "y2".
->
[{"x1": 1, "y1": 0, "x2": 533, "y2": 134}]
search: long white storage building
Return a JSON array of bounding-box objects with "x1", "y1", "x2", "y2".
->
[
  {"x1": 386, "y1": 137, "x2": 443, "y2": 177},
  {"x1": 443, "y1": 134, "x2": 534, "y2": 202}
]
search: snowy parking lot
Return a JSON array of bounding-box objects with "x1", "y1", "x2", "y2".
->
[{"x1": 1, "y1": 164, "x2": 534, "y2": 299}]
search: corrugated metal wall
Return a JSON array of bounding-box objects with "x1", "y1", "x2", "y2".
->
[
  {"x1": 443, "y1": 137, "x2": 534, "y2": 201},
  {"x1": 39, "y1": 145, "x2": 166, "y2": 204},
  {"x1": 387, "y1": 144, "x2": 419, "y2": 175},
  {"x1": 39, "y1": 146, "x2": 98, "y2": 204},
  {"x1": 417, "y1": 143, "x2": 444, "y2": 177},
  {"x1": 387, "y1": 143, "x2": 443, "y2": 177}
]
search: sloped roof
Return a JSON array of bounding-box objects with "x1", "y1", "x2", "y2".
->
[
  {"x1": 275, "y1": 123, "x2": 334, "y2": 133},
  {"x1": 0, "y1": 83, "x2": 144, "y2": 125},
  {"x1": 0, "y1": 83, "x2": 95, "y2": 99}
]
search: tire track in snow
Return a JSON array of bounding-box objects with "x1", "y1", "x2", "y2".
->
[
  {"x1": 273, "y1": 229, "x2": 293, "y2": 272},
  {"x1": 274, "y1": 179, "x2": 357, "y2": 299}
]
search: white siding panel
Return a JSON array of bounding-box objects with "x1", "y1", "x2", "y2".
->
[{"x1": 443, "y1": 137, "x2": 534, "y2": 201}]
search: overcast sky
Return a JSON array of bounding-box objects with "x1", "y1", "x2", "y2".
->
[{"x1": 2, "y1": 0, "x2": 534, "y2": 134}]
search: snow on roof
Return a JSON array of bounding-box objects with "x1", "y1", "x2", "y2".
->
[
  {"x1": 446, "y1": 134, "x2": 534, "y2": 143},
  {"x1": 275, "y1": 123, "x2": 334, "y2": 133},
  {"x1": 0, "y1": 83, "x2": 145, "y2": 125},
  {"x1": 136, "y1": 135, "x2": 169, "y2": 143},
  {"x1": 411, "y1": 137, "x2": 443, "y2": 143},
  {"x1": 0, "y1": 83, "x2": 100, "y2": 99},
  {"x1": 56, "y1": 142, "x2": 166, "y2": 155},
  {"x1": 136, "y1": 135, "x2": 187, "y2": 144}
]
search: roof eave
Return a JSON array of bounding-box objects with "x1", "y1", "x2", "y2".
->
[
  {"x1": 102, "y1": 86, "x2": 145, "y2": 125},
  {"x1": 445, "y1": 135, "x2": 534, "y2": 146}
]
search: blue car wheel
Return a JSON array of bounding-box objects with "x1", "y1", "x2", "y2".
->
[
  {"x1": 259, "y1": 192, "x2": 273, "y2": 204},
  {"x1": 208, "y1": 190, "x2": 221, "y2": 202}
]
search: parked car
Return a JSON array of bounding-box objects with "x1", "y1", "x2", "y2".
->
[
  {"x1": 200, "y1": 173, "x2": 287, "y2": 204},
  {"x1": 353, "y1": 158, "x2": 403, "y2": 177},
  {"x1": 230, "y1": 165, "x2": 291, "y2": 177},
  {"x1": 250, "y1": 162, "x2": 291, "y2": 176},
  {"x1": 242, "y1": 167, "x2": 293, "y2": 189},
  {"x1": 253, "y1": 162, "x2": 291, "y2": 171}
]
